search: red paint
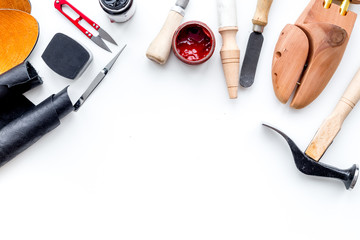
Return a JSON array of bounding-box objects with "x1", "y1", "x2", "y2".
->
[{"x1": 173, "y1": 21, "x2": 215, "y2": 65}]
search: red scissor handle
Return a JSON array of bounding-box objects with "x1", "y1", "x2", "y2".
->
[{"x1": 54, "y1": 0, "x2": 101, "y2": 39}]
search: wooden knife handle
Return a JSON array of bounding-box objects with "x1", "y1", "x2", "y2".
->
[
  {"x1": 146, "y1": 11, "x2": 184, "y2": 65},
  {"x1": 252, "y1": 0, "x2": 273, "y2": 27}
]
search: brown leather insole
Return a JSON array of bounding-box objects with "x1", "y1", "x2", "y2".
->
[
  {"x1": 0, "y1": 0, "x2": 31, "y2": 13},
  {"x1": 0, "y1": 10, "x2": 39, "y2": 74}
]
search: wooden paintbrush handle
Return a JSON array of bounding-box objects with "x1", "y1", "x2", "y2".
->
[
  {"x1": 252, "y1": 0, "x2": 273, "y2": 27},
  {"x1": 146, "y1": 11, "x2": 184, "y2": 65},
  {"x1": 219, "y1": 27, "x2": 240, "y2": 99}
]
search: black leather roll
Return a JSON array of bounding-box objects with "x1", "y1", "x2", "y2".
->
[
  {"x1": 0, "y1": 61, "x2": 42, "y2": 98},
  {"x1": 0, "y1": 62, "x2": 43, "y2": 129},
  {"x1": 0, "y1": 87, "x2": 74, "y2": 166}
]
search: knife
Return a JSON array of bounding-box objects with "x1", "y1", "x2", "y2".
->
[
  {"x1": 240, "y1": 0, "x2": 273, "y2": 88},
  {"x1": 305, "y1": 67, "x2": 360, "y2": 161},
  {"x1": 73, "y1": 45, "x2": 126, "y2": 111}
]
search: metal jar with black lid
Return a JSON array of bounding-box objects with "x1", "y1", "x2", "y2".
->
[{"x1": 99, "y1": 0, "x2": 136, "y2": 23}]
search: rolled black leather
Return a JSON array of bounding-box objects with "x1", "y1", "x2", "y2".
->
[
  {"x1": 0, "y1": 61, "x2": 42, "y2": 99},
  {"x1": 0, "y1": 62, "x2": 43, "y2": 129},
  {"x1": 0, "y1": 87, "x2": 74, "y2": 166}
]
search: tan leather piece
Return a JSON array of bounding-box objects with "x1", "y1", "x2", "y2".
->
[
  {"x1": 0, "y1": 0, "x2": 31, "y2": 13},
  {"x1": 0, "y1": 10, "x2": 39, "y2": 74}
]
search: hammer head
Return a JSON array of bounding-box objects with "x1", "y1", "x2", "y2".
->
[{"x1": 263, "y1": 124, "x2": 359, "y2": 190}]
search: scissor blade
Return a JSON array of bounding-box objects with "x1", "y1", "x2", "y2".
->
[
  {"x1": 74, "y1": 45, "x2": 126, "y2": 111},
  {"x1": 91, "y1": 35, "x2": 112, "y2": 52},
  {"x1": 98, "y1": 28, "x2": 118, "y2": 46}
]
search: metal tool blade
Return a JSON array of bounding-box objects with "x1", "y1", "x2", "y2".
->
[
  {"x1": 98, "y1": 28, "x2": 118, "y2": 46},
  {"x1": 240, "y1": 32, "x2": 264, "y2": 88},
  {"x1": 74, "y1": 45, "x2": 126, "y2": 111},
  {"x1": 91, "y1": 35, "x2": 112, "y2": 52},
  {"x1": 176, "y1": 0, "x2": 189, "y2": 9},
  {"x1": 263, "y1": 124, "x2": 359, "y2": 190}
]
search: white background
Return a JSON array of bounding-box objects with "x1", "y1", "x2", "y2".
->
[{"x1": 1, "y1": 0, "x2": 360, "y2": 239}]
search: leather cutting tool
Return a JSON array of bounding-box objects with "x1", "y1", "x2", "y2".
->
[
  {"x1": 263, "y1": 124, "x2": 358, "y2": 190},
  {"x1": 146, "y1": 0, "x2": 190, "y2": 65},
  {"x1": 73, "y1": 45, "x2": 126, "y2": 110},
  {"x1": 272, "y1": 0, "x2": 359, "y2": 109},
  {"x1": 0, "y1": 46, "x2": 126, "y2": 166},
  {"x1": 263, "y1": 65, "x2": 360, "y2": 190},
  {"x1": 55, "y1": 0, "x2": 118, "y2": 52},
  {"x1": 240, "y1": 0, "x2": 273, "y2": 88}
]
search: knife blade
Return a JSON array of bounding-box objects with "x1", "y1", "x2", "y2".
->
[
  {"x1": 240, "y1": 0, "x2": 273, "y2": 88},
  {"x1": 73, "y1": 45, "x2": 126, "y2": 111},
  {"x1": 305, "y1": 67, "x2": 360, "y2": 161}
]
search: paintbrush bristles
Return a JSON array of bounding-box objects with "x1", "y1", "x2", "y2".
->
[{"x1": 217, "y1": 0, "x2": 238, "y2": 28}]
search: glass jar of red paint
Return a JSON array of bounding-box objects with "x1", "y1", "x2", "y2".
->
[{"x1": 172, "y1": 21, "x2": 216, "y2": 65}]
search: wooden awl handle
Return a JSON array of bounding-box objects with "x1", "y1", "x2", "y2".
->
[
  {"x1": 252, "y1": 0, "x2": 273, "y2": 30},
  {"x1": 146, "y1": 3, "x2": 187, "y2": 65}
]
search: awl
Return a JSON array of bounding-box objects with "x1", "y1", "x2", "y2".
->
[
  {"x1": 146, "y1": 0, "x2": 189, "y2": 64},
  {"x1": 305, "y1": 67, "x2": 360, "y2": 161},
  {"x1": 240, "y1": 0, "x2": 273, "y2": 88}
]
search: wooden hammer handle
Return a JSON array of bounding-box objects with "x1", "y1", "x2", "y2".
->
[
  {"x1": 252, "y1": 0, "x2": 273, "y2": 27},
  {"x1": 146, "y1": 11, "x2": 184, "y2": 65},
  {"x1": 305, "y1": 68, "x2": 360, "y2": 161},
  {"x1": 337, "y1": 68, "x2": 360, "y2": 118},
  {"x1": 325, "y1": 68, "x2": 360, "y2": 131}
]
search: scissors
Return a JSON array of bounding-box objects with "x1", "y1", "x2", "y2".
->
[{"x1": 55, "y1": 0, "x2": 117, "y2": 52}]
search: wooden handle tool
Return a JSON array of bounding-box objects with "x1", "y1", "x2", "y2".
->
[
  {"x1": 240, "y1": 0, "x2": 273, "y2": 88},
  {"x1": 306, "y1": 68, "x2": 360, "y2": 161},
  {"x1": 217, "y1": 0, "x2": 240, "y2": 99},
  {"x1": 252, "y1": 0, "x2": 273, "y2": 32},
  {"x1": 146, "y1": 0, "x2": 189, "y2": 65}
]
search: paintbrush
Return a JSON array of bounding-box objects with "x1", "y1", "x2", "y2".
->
[{"x1": 217, "y1": 0, "x2": 240, "y2": 99}]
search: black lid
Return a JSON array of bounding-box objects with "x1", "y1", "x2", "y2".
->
[{"x1": 100, "y1": 0, "x2": 129, "y2": 11}]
